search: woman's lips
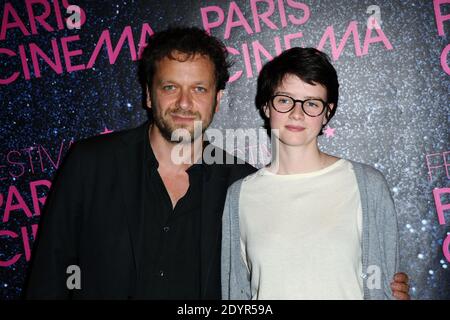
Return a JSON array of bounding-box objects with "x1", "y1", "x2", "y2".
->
[{"x1": 285, "y1": 125, "x2": 305, "y2": 132}]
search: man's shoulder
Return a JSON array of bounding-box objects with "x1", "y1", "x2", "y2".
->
[
  {"x1": 73, "y1": 121, "x2": 148, "y2": 156},
  {"x1": 209, "y1": 147, "x2": 256, "y2": 172}
]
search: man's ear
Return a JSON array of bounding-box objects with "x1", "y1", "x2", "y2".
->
[
  {"x1": 214, "y1": 90, "x2": 223, "y2": 113},
  {"x1": 323, "y1": 103, "x2": 334, "y2": 125},
  {"x1": 146, "y1": 86, "x2": 152, "y2": 110}
]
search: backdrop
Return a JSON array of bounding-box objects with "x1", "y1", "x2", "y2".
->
[{"x1": 0, "y1": 0, "x2": 449, "y2": 299}]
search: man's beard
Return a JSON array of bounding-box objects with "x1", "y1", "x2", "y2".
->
[{"x1": 151, "y1": 101, "x2": 216, "y2": 144}]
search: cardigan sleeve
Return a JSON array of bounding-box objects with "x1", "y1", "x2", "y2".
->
[
  {"x1": 221, "y1": 179, "x2": 252, "y2": 300},
  {"x1": 221, "y1": 184, "x2": 233, "y2": 299},
  {"x1": 376, "y1": 173, "x2": 400, "y2": 300}
]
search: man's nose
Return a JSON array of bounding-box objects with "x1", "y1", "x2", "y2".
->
[{"x1": 177, "y1": 89, "x2": 193, "y2": 110}]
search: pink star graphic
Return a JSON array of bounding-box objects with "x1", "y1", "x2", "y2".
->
[
  {"x1": 100, "y1": 127, "x2": 114, "y2": 135},
  {"x1": 324, "y1": 126, "x2": 336, "y2": 138}
]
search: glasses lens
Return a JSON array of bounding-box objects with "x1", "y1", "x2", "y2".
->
[
  {"x1": 303, "y1": 99, "x2": 325, "y2": 116},
  {"x1": 272, "y1": 95, "x2": 294, "y2": 112}
]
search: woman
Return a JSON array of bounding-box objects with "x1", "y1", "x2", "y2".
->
[{"x1": 221, "y1": 47, "x2": 409, "y2": 300}]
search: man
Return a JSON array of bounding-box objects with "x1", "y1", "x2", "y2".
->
[
  {"x1": 26, "y1": 27, "x2": 410, "y2": 299},
  {"x1": 26, "y1": 27, "x2": 255, "y2": 300}
]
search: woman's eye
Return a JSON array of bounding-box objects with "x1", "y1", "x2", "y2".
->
[
  {"x1": 279, "y1": 99, "x2": 290, "y2": 104},
  {"x1": 306, "y1": 101, "x2": 319, "y2": 108}
]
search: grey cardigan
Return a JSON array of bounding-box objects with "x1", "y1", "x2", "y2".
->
[{"x1": 221, "y1": 160, "x2": 399, "y2": 300}]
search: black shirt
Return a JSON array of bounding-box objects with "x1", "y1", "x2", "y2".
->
[{"x1": 139, "y1": 136, "x2": 204, "y2": 299}]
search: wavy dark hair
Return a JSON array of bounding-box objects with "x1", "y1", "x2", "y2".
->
[
  {"x1": 138, "y1": 26, "x2": 231, "y2": 92},
  {"x1": 255, "y1": 47, "x2": 339, "y2": 136}
]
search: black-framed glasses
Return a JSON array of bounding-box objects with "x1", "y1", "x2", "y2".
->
[{"x1": 271, "y1": 95, "x2": 328, "y2": 117}]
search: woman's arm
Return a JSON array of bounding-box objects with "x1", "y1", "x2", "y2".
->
[
  {"x1": 221, "y1": 187, "x2": 233, "y2": 299},
  {"x1": 221, "y1": 180, "x2": 252, "y2": 300},
  {"x1": 377, "y1": 175, "x2": 401, "y2": 299}
]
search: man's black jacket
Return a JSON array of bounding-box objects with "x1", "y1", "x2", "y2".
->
[{"x1": 25, "y1": 121, "x2": 256, "y2": 299}]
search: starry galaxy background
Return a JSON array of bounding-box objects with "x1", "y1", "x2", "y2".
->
[{"x1": 0, "y1": 0, "x2": 449, "y2": 299}]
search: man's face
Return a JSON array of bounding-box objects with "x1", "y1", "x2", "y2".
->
[{"x1": 147, "y1": 52, "x2": 222, "y2": 143}]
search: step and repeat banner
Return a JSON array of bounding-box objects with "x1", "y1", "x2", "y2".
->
[{"x1": 0, "y1": 0, "x2": 449, "y2": 299}]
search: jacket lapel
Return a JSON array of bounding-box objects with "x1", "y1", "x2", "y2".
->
[
  {"x1": 114, "y1": 121, "x2": 149, "y2": 296},
  {"x1": 200, "y1": 150, "x2": 229, "y2": 298}
]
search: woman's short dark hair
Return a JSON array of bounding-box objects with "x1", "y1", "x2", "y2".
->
[
  {"x1": 138, "y1": 26, "x2": 231, "y2": 92},
  {"x1": 255, "y1": 47, "x2": 339, "y2": 135}
]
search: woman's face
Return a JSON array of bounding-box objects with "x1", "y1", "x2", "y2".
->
[{"x1": 264, "y1": 74, "x2": 334, "y2": 148}]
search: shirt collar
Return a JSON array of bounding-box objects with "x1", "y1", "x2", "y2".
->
[{"x1": 144, "y1": 123, "x2": 209, "y2": 172}]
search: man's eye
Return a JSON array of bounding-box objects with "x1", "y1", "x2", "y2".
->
[
  {"x1": 195, "y1": 87, "x2": 207, "y2": 93},
  {"x1": 162, "y1": 85, "x2": 176, "y2": 91}
]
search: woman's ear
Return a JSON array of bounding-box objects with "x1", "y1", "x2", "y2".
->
[
  {"x1": 323, "y1": 103, "x2": 334, "y2": 125},
  {"x1": 263, "y1": 104, "x2": 270, "y2": 119}
]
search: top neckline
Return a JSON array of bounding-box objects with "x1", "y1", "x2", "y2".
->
[{"x1": 259, "y1": 158, "x2": 347, "y2": 179}]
